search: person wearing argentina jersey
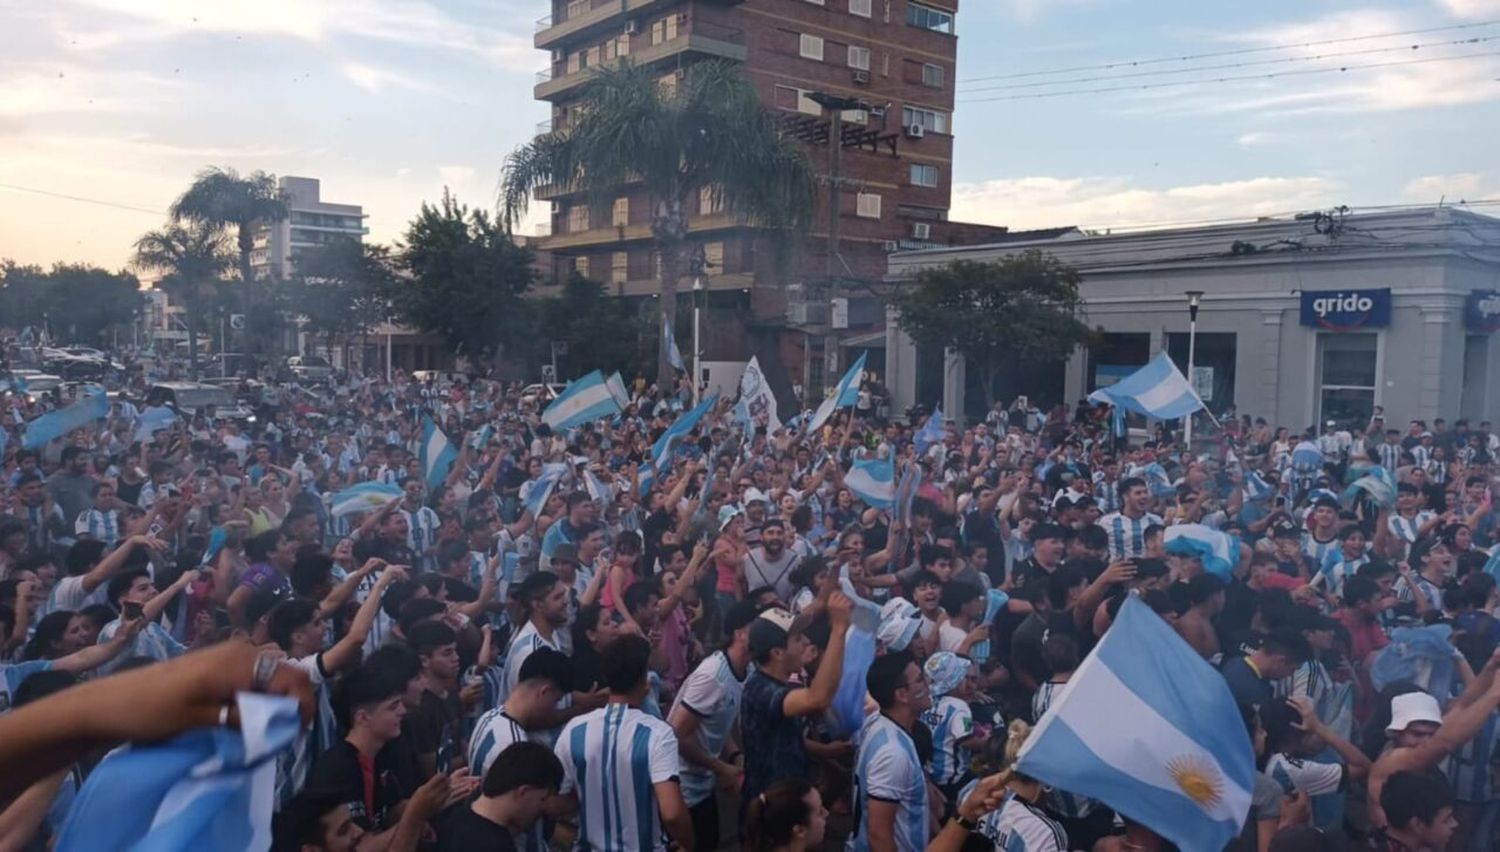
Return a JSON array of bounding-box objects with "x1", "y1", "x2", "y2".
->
[
  {"x1": 1394, "y1": 537, "x2": 1452, "y2": 621},
  {"x1": 1300, "y1": 496, "x2": 1342, "y2": 573},
  {"x1": 667, "y1": 601, "x2": 758, "y2": 852},
  {"x1": 951, "y1": 722, "x2": 1069, "y2": 852},
  {"x1": 73, "y1": 481, "x2": 122, "y2": 549},
  {"x1": 920, "y1": 652, "x2": 983, "y2": 804},
  {"x1": 11, "y1": 473, "x2": 67, "y2": 555},
  {"x1": 1308, "y1": 526, "x2": 1371, "y2": 603},
  {"x1": 554, "y1": 633, "x2": 694, "y2": 852},
  {"x1": 848, "y1": 652, "x2": 931, "y2": 852},
  {"x1": 1095, "y1": 477, "x2": 1162, "y2": 561},
  {"x1": 1387, "y1": 482, "x2": 1441, "y2": 559},
  {"x1": 499, "y1": 572, "x2": 606, "y2": 745},
  {"x1": 267, "y1": 565, "x2": 405, "y2": 804},
  {"x1": 398, "y1": 478, "x2": 442, "y2": 573}
]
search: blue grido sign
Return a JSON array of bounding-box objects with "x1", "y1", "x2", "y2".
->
[
  {"x1": 1299, "y1": 288, "x2": 1391, "y2": 332},
  {"x1": 1466, "y1": 290, "x2": 1500, "y2": 334}
]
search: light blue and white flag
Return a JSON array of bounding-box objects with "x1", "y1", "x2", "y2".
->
[
  {"x1": 135, "y1": 405, "x2": 179, "y2": 443},
  {"x1": 330, "y1": 482, "x2": 404, "y2": 518},
  {"x1": 663, "y1": 316, "x2": 685, "y2": 372},
  {"x1": 1087, "y1": 352, "x2": 1204, "y2": 421},
  {"x1": 806, "y1": 351, "x2": 866, "y2": 434},
  {"x1": 419, "y1": 415, "x2": 458, "y2": 492},
  {"x1": 583, "y1": 468, "x2": 614, "y2": 504},
  {"x1": 469, "y1": 424, "x2": 493, "y2": 450},
  {"x1": 542, "y1": 370, "x2": 623, "y2": 432},
  {"x1": 846, "y1": 456, "x2": 895, "y2": 509},
  {"x1": 1162, "y1": 524, "x2": 1240, "y2": 579},
  {"x1": 734, "y1": 356, "x2": 781, "y2": 432},
  {"x1": 1245, "y1": 470, "x2": 1275, "y2": 502},
  {"x1": 56, "y1": 691, "x2": 300, "y2": 852},
  {"x1": 605, "y1": 371, "x2": 631, "y2": 409},
  {"x1": 524, "y1": 463, "x2": 570, "y2": 517},
  {"x1": 914, "y1": 404, "x2": 944, "y2": 456},
  {"x1": 649, "y1": 391, "x2": 718, "y2": 472},
  {"x1": 1343, "y1": 465, "x2": 1397, "y2": 509},
  {"x1": 893, "y1": 461, "x2": 923, "y2": 527},
  {"x1": 23, "y1": 391, "x2": 108, "y2": 449},
  {"x1": 1016, "y1": 596, "x2": 1254, "y2": 852}
]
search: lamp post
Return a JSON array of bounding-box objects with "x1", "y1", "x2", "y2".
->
[
  {"x1": 384, "y1": 302, "x2": 394, "y2": 383},
  {"x1": 1184, "y1": 290, "x2": 1204, "y2": 451},
  {"x1": 692, "y1": 275, "x2": 704, "y2": 405}
]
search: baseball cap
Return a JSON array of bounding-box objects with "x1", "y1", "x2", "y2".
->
[
  {"x1": 1386, "y1": 692, "x2": 1443, "y2": 734},
  {"x1": 551, "y1": 543, "x2": 580, "y2": 565},
  {"x1": 717, "y1": 505, "x2": 743, "y2": 531},
  {"x1": 876, "y1": 597, "x2": 922, "y2": 652},
  {"x1": 748, "y1": 607, "x2": 796, "y2": 657},
  {"x1": 742, "y1": 488, "x2": 769, "y2": 506},
  {"x1": 723, "y1": 601, "x2": 761, "y2": 637}
]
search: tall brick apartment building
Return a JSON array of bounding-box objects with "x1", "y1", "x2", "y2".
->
[{"x1": 529, "y1": 0, "x2": 1009, "y2": 395}]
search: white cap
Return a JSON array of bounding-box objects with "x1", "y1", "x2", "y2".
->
[
  {"x1": 1386, "y1": 692, "x2": 1443, "y2": 734},
  {"x1": 742, "y1": 487, "x2": 769, "y2": 506}
]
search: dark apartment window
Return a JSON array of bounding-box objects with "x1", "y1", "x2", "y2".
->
[
  {"x1": 906, "y1": 2, "x2": 953, "y2": 33},
  {"x1": 921, "y1": 62, "x2": 944, "y2": 88}
]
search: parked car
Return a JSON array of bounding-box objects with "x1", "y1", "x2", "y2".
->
[
  {"x1": 148, "y1": 382, "x2": 257, "y2": 423},
  {"x1": 16, "y1": 373, "x2": 64, "y2": 401},
  {"x1": 285, "y1": 355, "x2": 334, "y2": 382}
]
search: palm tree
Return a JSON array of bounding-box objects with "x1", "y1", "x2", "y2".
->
[
  {"x1": 132, "y1": 223, "x2": 234, "y2": 376},
  {"x1": 170, "y1": 166, "x2": 289, "y2": 285},
  {"x1": 501, "y1": 59, "x2": 814, "y2": 384}
]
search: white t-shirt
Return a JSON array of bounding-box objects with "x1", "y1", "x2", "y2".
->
[{"x1": 669, "y1": 652, "x2": 745, "y2": 807}]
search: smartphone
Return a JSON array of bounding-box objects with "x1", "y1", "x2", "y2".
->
[{"x1": 121, "y1": 600, "x2": 144, "y2": 620}]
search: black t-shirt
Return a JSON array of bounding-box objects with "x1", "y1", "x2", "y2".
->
[
  {"x1": 407, "y1": 689, "x2": 463, "y2": 771},
  {"x1": 354, "y1": 537, "x2": 418, "y2": 567},
  {"x1": 434, "y1": 804, "x2": 518, "y2": 852},
  {"x1": 306, "y1": 740, "x2": 405, "y2": 831}
]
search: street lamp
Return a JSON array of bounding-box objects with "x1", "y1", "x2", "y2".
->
[
  {"x1": 1184, "y1": 290, "x2": 1204, "y2": 450},
  {"x1": 692, "y1": 275, "x2": 704, "y2": 405}
]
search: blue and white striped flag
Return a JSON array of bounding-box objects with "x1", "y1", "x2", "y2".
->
[
  {"x1": 1245, "y1": 470, "x2": 1275, "y2": 502},
  {"x1": 663, "y1": 316, "x2": 685, "y2": 372},
  {"x1": 419, "y1": 415, "x2": 458, "y2": 491},
  {"x1": 330, "y1": 482, "x2": 404, "y2": 518},
  {"x1": 542, "y1": 370, "x2": 623, "y2": 432},
  {"x1": 469, "y1": 424, "x2": 493, "y2": 450},
  {"x1": 893, "y1": 461, "x2": 923, "y2": 526},
  {"x1": 135, "y1": 405, "x2": 179, "y2": 442},
  {"x1": 56, "y1": 692, "x2": 300, "y2": 852},
  {"x1": 1017, "y1": 596, "x2": 1254, "y2": 852},
  {"x1": 649, "y1": 391, "x2": 718, "y2": 473},
  {"x1": 914, "y1": 404, "x2": 944, "y2": 456},
  {"x1": 583, "y1": 468, "x2": 614, "y2": 504},
  {"x1": 806, "y1": 351, "x2": 866, "y2": 434},
  {"x1": 846, "y1": 456, "x2": 895, "y2": 509},
  {"x1": 1343, "y1": 465, "x2": 1396, "y2": 509},
  {"x1": 23, "y1": 391, "x2": 108, "y2": 449},
  {"x1": 1087, "y1": 352, "x2": 1204, "y2": 420},
  {"x1": 524, "y1": 463, "x2": 569, "y2": 517},
  {"x1": 605, "y1": 371, "x2": 631, "y2": 409},
  {"x1": 1162, "y1": 524, "x2": 1240, "y2": 580}
]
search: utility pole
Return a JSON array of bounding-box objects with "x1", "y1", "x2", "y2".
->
[{"x1": 807, "y1": 92, "x2": 867, "y2": 397}]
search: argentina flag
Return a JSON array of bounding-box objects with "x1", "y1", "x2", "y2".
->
[
  {"x1": 914, "y1": 404, "x2": 944, "y2": 455},
  {"x1": 524, "y1": 463, "x2": 569, "y2": 517},
  {"x1": 1017, "y1": 596, "x2": 1254, "y2": 852},
  {"x1": 663, "y1": 316, "x2": 686, "y2": 372},
  {"x1": 1087, "y1": 351, "x2": 1204, "y2": 421},
  {"x1": 419, "y1": 415, "x2": 458, "y2": 491},
  {"x1": 542, "y1": 370, "x2": 623, "y2": 432},
  {"x1": 1162, "y1": 523, "x2": 1240, "y2": 579},
  {"x1": 806, "y1": 351, "x2": 866, "y2": 433},
  {"x1": 57, "y1": 692, "x2": 300, "y2": 851},
  {"x1": 330, "y1": 482, "x2": 404, "y2": 518},
  {"x1": 845, "y1": 456, "x2": 895, "y2": 509},
  {"x1": 23, "y1": 391, "x2": 109, "y2": 449}
]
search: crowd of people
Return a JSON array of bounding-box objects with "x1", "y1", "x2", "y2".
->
[{"x1": 1, "y1": 347, "x2": 1499, "y2": 852}]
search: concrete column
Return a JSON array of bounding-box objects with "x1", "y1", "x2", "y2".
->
[
  {"x1": 884, "y1": 305, "x2": 917, "y2": 416},
  {"x1": 1419, "y1": 308, "x2": 1460, "y2": 419},
  {"x1": 942, "y1": 347, "x2": 966, "y2": 427},
  {"x1": 1259, "y1": 310, "x2": 1284, "y2": 427}
]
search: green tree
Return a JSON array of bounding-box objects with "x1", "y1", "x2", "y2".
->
[
  {"x1": 392, "y1": 191, "x2": 537, "y2": 370},
  {"x1": 539, "y1": 273, "x2": 653, "y2": 377},
  {"x1": 887, "y1": 252, "x2": 1098, "y2": 410},
  {"x1": 169, "y1": 166, "x2": 288, "y2": 285},
  {"x1": 131, "y1": 223, "x2": 234, "y2": 376},
  {"x1": 0, "y1": 262, "x2": 143, "y2": 344},
  {"x1": 500, "y1": 59, "x2": 814, "y2": 384},
  {"x1": 284, "y1": 240, "x2": 394, "y2": 355}
]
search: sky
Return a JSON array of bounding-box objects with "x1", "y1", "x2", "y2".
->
[{"x1": 2, "y1": 0, "x2": 1499, "y2": 270}]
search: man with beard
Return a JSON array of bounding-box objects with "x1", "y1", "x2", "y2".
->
[{"x1": 742, "y1": 519, "x2": 799, "y2": 603}]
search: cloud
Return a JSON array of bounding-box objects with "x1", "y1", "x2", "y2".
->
[
  {"x1": 1402, "y1": 172, "x2": 1500, "y2": 201},
  {"x1": 438, "y1": 166, "x2": 479, "y2": 186},
  {"x1": 337, "y1": 61, "x2": 443, "y2": 95},
  {"x1": 1236, "y1": 131, "x2": 1279, "y2": 148},
  {"x1": 950, "y1": 175, "x2": 1343, "y2": 231},
  {"x1": 0, "y1": 64, "x2": 184, "y2": 117},
  {"x1": 1434, "y1": 0, "x2": 1500, "y2": 19},
  {"x1": 998, "y1": 0, "x2": 1098, "y2": 23}
]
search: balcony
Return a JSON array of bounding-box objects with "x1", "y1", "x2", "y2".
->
[
  {"x1": 537, "y1": 212, "x2": 743, "y2": 251},
  {"x1": 535, "y1": 21, "x2": 745, "y2": 100},
  {"x1": 535, "y1": 0, "x2": 623, "y2": 50}
]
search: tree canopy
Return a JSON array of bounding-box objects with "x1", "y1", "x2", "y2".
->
[
  {"x1": 0, "y1": 262, "x2": 144, "y2": 345},
  {"x1": 888, "y1": 252, "x2": 1097, "y2": 409},
  {"x1": 284, "y1": 239, "x2": 394, "y2": 347},
  {"x1": 538, "y1": 273, "x2": 653, "y2": 378}
]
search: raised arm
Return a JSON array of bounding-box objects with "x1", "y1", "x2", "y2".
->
[
  {"x1": 318, "y1": 558, "x2": 383, "y2": 619},
  {"x1": 782, "y1": 592, "x2": 852, "y2": 717},
  {"x1": 324, "y1": 566, "x2": 407, "y2": 673}
]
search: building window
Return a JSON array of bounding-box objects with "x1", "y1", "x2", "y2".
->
[
  {"x1": 567, "y1": 51, "x2": 582, "y2": 74},
  {"x1": 774, "y1": 84, "x2": 823, "y2": 115},
  {"x1": 658, "y1": 71, "x2": 679, "y2": 95},
  {"x1": 617, "y1": 33, "x2": 630, "y2": 56},
  {"x1": 800, "y1": 34, "x2": 825, "y2": 60},
  {"x1": 847, "y1": 45, "x2": 871, "y2": 70},
  {"x1": 841, "y1": 108, "x2": 868, "y2": 123},
  {"x1": 610, "y1": 252, "x2": 628, "y2": 283},
  {"x1": 586, "y1": 44, "x2": 601, "y2": 65},
  {"x1": 699, "y1": 185, "x2": 724, "y2": 215},
  {"x1": 566, "y1": 0, "x2": 590, "y2": 19},
  {"x1": 703, "y1": 241, "x2": 725, "y2": 271},
  {"x1": 1166, "y1": 332, "x2": 1237, "y2": 408},
  {"x1": 1317, "y1": 333, "x2": 1378, "y2": 427},
  {"x1": 906, "y1": 2, "x2": 953, "y2": 33},
  {"x1": 611, "y1": 197, "x2": 629, "y2": 227},
  {"x1": 849, "y1": 0, "x2": 872, "y2": 16},
  {"x1": 856, "y1": 192, "x2": 881, "y2": 219},
  {"x1": 575, "y1": 255, "x2": 591, "y2": 278},
  {"x1": 568, "y1": 204, "x2": 590, "y2": 233},
  {"x1": 651, "y1": 15, "x2": 678, "y2": 45},
  {"x1": 901, "y1": 105, "x2": 949, "y2": 133},
  {"x1": 909, "y1": 163, "x2": 939, "y2": 187},
  {"x1": 921, "y1": 62, "x2": 944, "y2": 88}
]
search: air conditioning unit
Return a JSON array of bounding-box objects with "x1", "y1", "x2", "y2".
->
[
  {"x1": 881, "y1": 240, "x2": 899, "y2": 252},
  {"x1": 624, "y1": 19, "x2": 637, "y2": 33},
  {"x1": 674, "y1": 68, "x2": 686, "y2": 79},
  {"x1": 905, "y1": 123, "x2": 925, "y2": 139},
  {"x1": 852, "y1": 69, "x2": 870, "y2": 84},
  {"x1": 912, "y1": 222, "x2": 931, "y2": 239}
]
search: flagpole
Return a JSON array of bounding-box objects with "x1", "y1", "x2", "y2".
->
[{"x1": 1184, "y1": 291, "x2": 1203, "y2": 453}]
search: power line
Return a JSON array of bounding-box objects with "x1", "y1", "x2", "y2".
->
[
  {"x1": 957, "y1": 50, "x2": 1500, "y2": 103},
  {"x1": 960, "y1": 35, "x2": 1500, "y2": 94},
  {"x1": 0, "y1": 182, "x2": 166, "y2": 217},
  {"x1": 958, "y1": 19, "x2": 1500, "y2": 83}
]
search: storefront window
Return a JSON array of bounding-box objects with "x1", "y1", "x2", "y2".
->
[
  {"x1": 1166, "y1": 332, "x2": 1236, "y2": 412},
  {"x1": 1088, "y1": 333, "x2": 1151, "y2": 392},
  {"x1": 1317, "y1": 333, "x2": 1377, "y2": 427}
]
